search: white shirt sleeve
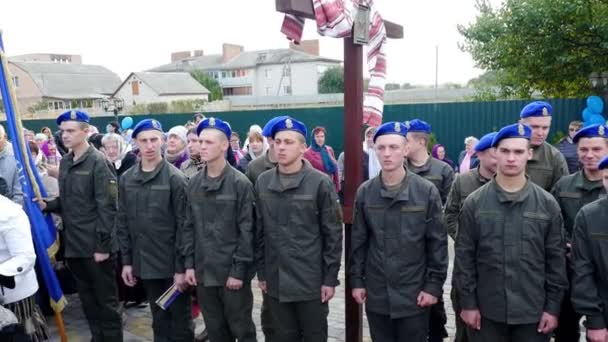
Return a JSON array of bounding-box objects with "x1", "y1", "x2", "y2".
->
[{"x1": 0, "y1": 204, "x2": 36, "y2": 277}]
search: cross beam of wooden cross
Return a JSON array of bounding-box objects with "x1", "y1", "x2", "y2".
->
[
  {"x1": 276, "y1": 2, "x2": 403, "y2": 342},
  {"x1": 276, "y1": 0, "x2": 404, "y2": 38}
]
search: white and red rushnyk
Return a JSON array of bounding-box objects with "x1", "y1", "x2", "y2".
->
[{"x1": 281, "y1": 0, "x2": 388, "y2": 127}]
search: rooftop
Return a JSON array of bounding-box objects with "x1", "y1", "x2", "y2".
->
[
  {"x1": 113, "y1": 72, "x2": 210, "y2": 96},
  {"x1": 11, "y1": 60, "x2": 121, "y2": 99},
  {"x1": 150, "y1": 48, "x2": 341, "y2": 73}
]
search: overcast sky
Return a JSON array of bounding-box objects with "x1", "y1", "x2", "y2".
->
[{"x1": 1, "y1": 0, "x2": 502, "y2": 85}]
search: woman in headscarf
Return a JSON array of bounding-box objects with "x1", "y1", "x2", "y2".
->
[
  {"x1": 165, "y1": 126, "x2": 189, "y2": 169},
  {"x1": 40, "y1": 127, "x2": 53, "y2": 141},
  {"x1": 40, "y1": 140, "x2": 62, "y2": 167},
  {"x1": 362, "y1": 126, "x2": 381, "y2": 179},
  {"x1": 432, "y1": 144, "x2": 457, "y2": 171},
  {"x1": 238, "y1": 130, "x2": 268, "y2": 172},
  {"x1": 101, "y1": 133, "x2": 137, "y2": 178},
  {"x1": 180, "y1": 128, "x2": 205, "y2": 178},
  {"x1": 304, "y1": 126, "x2": 340, "y2": 191}
]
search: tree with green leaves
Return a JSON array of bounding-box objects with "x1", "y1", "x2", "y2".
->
[
  {"x1": 190, "y1": 71, "x2": 223, "y2": 101},
  {"x1": 318, "y1": 66, "x2": 344, "y2": 94},
  {"x1": 458, "y1": 0, "x2": 608, "y2": 98}
]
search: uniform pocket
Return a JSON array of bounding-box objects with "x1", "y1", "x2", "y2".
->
[
  {"x1": 522, "y1": 212, "x2": 550, "y2": 266},
  {"x1": 399, "y1": 206, "x2": 426, "y2": 265}
]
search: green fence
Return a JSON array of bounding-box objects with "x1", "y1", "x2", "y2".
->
[{"x1": 16, "y1": 98, "x2": 585, "y2": 161}]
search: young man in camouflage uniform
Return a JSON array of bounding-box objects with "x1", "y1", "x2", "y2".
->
[
  {"x1": 404, "y1": 118, "x2": 454, "y2": 341},
  {"x1": 255, "y1": 117, "x2": 342, "y2": 342},
  {"x1": 40, "y1": 110, "x2": 123, "y2": 341},
  {"x1": 444, "y1": 131, "x2": 497, "y2": 342},
  {"x1": 519, "y1": 101, "x2": 569, "y2": 191},
  {"x1": 455, "y1": 123, "x2": 567, "y2": 342},
  {"x1": 351, "y1": 121, "x2": 447, "y2": 342},
  {"x1": 183, "y1": 117, "x2": 257, "y2": 342},
  {"x1": 116, "y1": 119, "x2": 193, "y2": 341},
  {"x1": 551, "y1": 123, "x2": 608, "y2": 342},
  {"x1": 571, "y1": 154, "x2": 608, "y2": 342}
]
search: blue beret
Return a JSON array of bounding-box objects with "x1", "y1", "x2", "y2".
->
[
  {"x1": 404, "y1": 119, "x2": 431, "y2": 134},
  {"x1": 132, "y1": 119, "x2": 163, "y2": 139},
  {"x1": 520, "y1": 101, "x2": 553, "y2": 118},
  {"x1": 56, "y1": 110, "x2": 90, "y2": 126},
  {"x1": 474, "y1": 132, "x2": 498, "y2": 152},
  {"x1": 373, "y1": 121, "x2": 408, "y2": 143},
  {"x1": 598, "y1": 155, "x2": 608, "y2": 170},
  {"x1": 196, "y1": 117, "x2": 232, "y2": 139},
  {"x1": 262, "y1": 116, "x2": 288, "y2": 137},
  {"x1": 491, "y1": 123, "x2": 532, "y2": 147},
  {"x1": 270, "y1": 117, "x2": 307, "y2": 139},
  {"x1": 572, "y1": 124, "x2": 608, "y2": 143}
]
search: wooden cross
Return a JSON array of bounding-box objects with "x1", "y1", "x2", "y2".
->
[{"x1": 276, "y1": 1, "x2": 403, "y2": 341}]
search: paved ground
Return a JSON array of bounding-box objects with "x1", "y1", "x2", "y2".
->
[{"x1": 47, "y1": 242, "x2": 458, "y2": 341}]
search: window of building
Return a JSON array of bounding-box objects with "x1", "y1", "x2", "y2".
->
[
  {"x1": 11, "y1": 76, "x2": 19, "y2": 88},
  {"x1": 221, "y1": 71, "x2": 227, "y2": 78},
  {"x1": 231, "y1": 70, "x2": 236, "y2": 78},
  {"x1": 265, "y1": 69, "x2": 271, "y2": 79},
  {"x1": 284, "y1": 85, "x2": 292, "y2": 95},
  {"x1": 131, "y1": 79, "x2": 140, "y2": 96},
  {"x1": 283, "y1": 67, "x2": 291, "y2": 77},
  {"x1": 49, "y1": 101, "x2": 65, "y2": 110},
  {"x1": 265, "y1": 87, "x2": 272, "y2": 96}
]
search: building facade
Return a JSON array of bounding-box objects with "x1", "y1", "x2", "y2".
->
[
  {"x1": 112, "y1": 72, "x2": 209, "y2": 107},
  {"x1": 150, "y1": 40, "x2": 341, "y2": 98}
]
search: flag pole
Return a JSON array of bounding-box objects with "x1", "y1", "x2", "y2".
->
[{"x1": 0, "y1": 30, "x2": 68, "y2": 342}]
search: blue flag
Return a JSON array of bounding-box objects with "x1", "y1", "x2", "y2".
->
[{"x1": 0, "y1": 33, "x2": 66, "y2": 312}]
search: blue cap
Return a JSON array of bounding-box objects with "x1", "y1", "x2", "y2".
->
[
  {"x1": 598, "y1": 155, "x2": 608, "y2": 170},
  {"x1": 474, "y1": 132, "x2": 498, "y2": 152},
  {"x1": 262, "y1": 116, "x2": 288, "y2": 137},
  {"x1": 491, "y1": 123, "x2": 532, "y2": 147},
  {"x1": 520, "y1": 101, "x2": 553, "y2": 118},
  {"x1": 132, "y1": 119, "x2": 163, "y2": 139},
  {"x1": 270, "y1": 117, "x2": 307, "y2": 139},
  {"x1": 573, "y1": 124, "x2": 608, "y2": 143},
  {"x1": 196, "y1": 117, "x2": 232, "y2": 139},
  {"x1": 373, "y1": 121, "x2": 408, "y2": 143},
  {"x1": 56, "y1": 110, "x2": 90, "y2": 126},
  {"x1": 404, "y1": 119, "x2": 431, "y2": 134}
]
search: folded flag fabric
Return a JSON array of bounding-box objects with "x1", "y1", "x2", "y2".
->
[{"x1": 155, "y1": 284, "x2": 182, "y2": 310}]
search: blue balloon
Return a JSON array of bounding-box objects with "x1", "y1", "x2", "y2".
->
[
  {"x1": 582, "y1": 108, "x2": 594, "y2": 122},
  {"x1": 588, "y1": 114, "x2": 607, "y2": 126},
  {"x1": 587, "y1": 96, "x2": 604, "y2": 114},
  {"x1": 121, "y1": 116, "x2": 134, "y2": 130}
]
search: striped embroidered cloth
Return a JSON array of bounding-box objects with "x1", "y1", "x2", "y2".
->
[{"x1": 281, "y1": 0, "x2": 387, "y2": 127}]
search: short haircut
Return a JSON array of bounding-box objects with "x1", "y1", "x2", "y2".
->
[
  {"x1": 409, "y1": 132, "x2": 429, "y2": 144},
  {"x1": 28, "y1": 141, "x2": 39, "y2": 155},
  {"x1": 297, "y1": 133, "x2": 306, "y2": 144},
  {"x1": 569, "y1": 120, "x2": 582, "y2": 130},
  {"x1": 187, "y1": 127, "x2": 197, "y2": 136},
  {"x1": 464, "y1": 136, "x2": 478, "y2": 145},
  {"x1": 101, "y1": 133, "x2": 125, "y2": 149},
  {"x1": 248, "y1": 131, "x2": 264, "y2": 143},
  {"x1": 312, "y1": 126, "x2": 326, "y2": 136},
  {"x1": 231, "y1": 132, "x2": 240, "y2": 139},
  {"x1": 77, "y1": 121, "x2": 90, "y2": 130}
]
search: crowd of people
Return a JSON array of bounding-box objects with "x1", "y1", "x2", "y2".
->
[{"x1": 0, "y1": 100, "x2": 607, "y2": 342}]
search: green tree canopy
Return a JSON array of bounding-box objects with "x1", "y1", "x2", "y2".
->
[
  {"x1": 318, "y1": 66, "x2": 344, "y2": 94},
  {"x1": 458, "y1": 0, "x2": 608, "y2": 98},
  {"x1": 190, "y1": 71, "x2": 223, "y2": 101}
]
